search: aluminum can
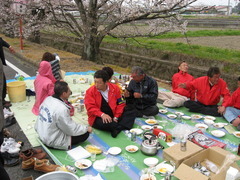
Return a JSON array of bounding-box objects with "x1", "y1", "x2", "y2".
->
[
  {"x1": 131, "y1": 132, "x2": 136, "y2": 141},
  {"x1": 73, "y1": 79, "x2": 76, "y2": 84},
  {"x1": 180, "y1": 140, "x2": 187, "y2": 152},
  {"x1": 66, "y1": 165, "x2": 77, "y2": 173}
]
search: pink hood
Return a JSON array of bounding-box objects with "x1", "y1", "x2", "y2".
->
[{"x1": 32, "y1": 61, "x2": 56, "y2": 115}]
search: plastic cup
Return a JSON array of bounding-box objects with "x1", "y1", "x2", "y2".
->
[{"x1": 91, "y1": 153, "x2": 96, "y2": 161}]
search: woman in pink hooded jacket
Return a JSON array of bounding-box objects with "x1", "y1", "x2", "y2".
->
[{"x1": 32, "y1": 61, "x2": 56, "y2": 115}]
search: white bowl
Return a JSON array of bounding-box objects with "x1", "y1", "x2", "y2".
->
[
  {"x1": 195, "y1": 123, "x2": 208, "y2": 130},
  {"x1": 204, "y1": 119, "x2": 214, "y2": 125},
  {"x1": 75, "y1": 159, "x2": 92, "y2": 169},
  {"x1": 159, "y1": 109, "x2": 168, "y2": 114},
  {"x1": 130, "y1": 128, "x2": 143, "y2": 135},
  {"x1": 125, "y1": 145, "x2": 139, "y2": 153},
  {"x1": 108, "y1": 147, "x2": 121, "y2": 155},
  {"x1": 191, "y1": 114, "x2": 203, "y2": 120},
  {"x1": 233, "y1": 131, "x2": 240, "y2": 138},
  {"x1": 144, "y1": 157, "x2": 159, "y2": 167},
  {"x1": 175, "y1": 112, "x2": 184, "y2": 116},
  {"x1": 141, "y1": 125, "x2": 153, "y2": 130},
  {"x1": 204, "y1": 116, "x2": 216, "y2": 121},
  {"x1": 211, "y1": 130, "x2": 225, "y2": 138},
  {"x1": 167, "y1": 114, "x2": 177, "y2": 119},
  {"x1": 140, "y1": 174, "x2": 156, "y2": 180},
  {"x1": 213, "y1": 123, "x2": 227, "y2": 128},
  {"x1": 182, "y1": 115, "x2": 191, "y2": 120}
]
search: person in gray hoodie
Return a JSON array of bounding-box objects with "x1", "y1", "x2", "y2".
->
[{"x1": 35, "y1": 81, "x2": 92, "y2": 150}]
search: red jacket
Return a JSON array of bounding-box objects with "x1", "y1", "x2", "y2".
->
[
  {"x1": 222, "y1": 87, "x2": 240, "y2": 109},
  {"x1": 85, "y1": 83, "x2": 125, "y2": 126},
  {"x1": 172, "y1": 71, "x2": 194, "y2": 98},
  {"x1": 186, "y1": 76, "x2": 230, "y2": 106}
]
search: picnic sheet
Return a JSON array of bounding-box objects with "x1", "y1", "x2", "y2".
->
[{"x1": 7, "y1": 72, "x2": 240, "y2": 179}]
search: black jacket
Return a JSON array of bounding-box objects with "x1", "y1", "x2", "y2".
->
[
  {"x1": 126, "y1": 75, "x2": 158, "y2": 110},
  {"x1": 0, "y1": 37, "x2": 10, "y2": 66}
]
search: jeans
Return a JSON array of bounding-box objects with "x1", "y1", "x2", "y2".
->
[{"x1": 223, "y1": 107, "x2": 240, "y2": 123}]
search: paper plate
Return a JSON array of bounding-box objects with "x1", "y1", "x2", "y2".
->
[
  {"x1": 108, "y1": 147, "x2": 121, "y2": 155},
  {"x1": 167, "y1": 114, "x2": 177, "y2": 119},
  {"x1": 213, "y1": 123, "x2": 227, "y2": 128},
  {"x1": 191, "y1": 114, "x2": 203, "y2": 120},
  {"x1": 182, "y1": 115, "x2": 191, "y2": 120},
  {"x1": 141, "y1": 125, "x2": 153, "y2": 130},
  {"x1": 155, "y1": 163, "x2": 174, "y2": 174},
  {"x1": 175, "y1": 112, "x2": 184, "y2": 116},
  {"x1": 211, "y1": 130, "x2": 225, "y2": 138},
  {"x1": 233, "y1": 131, "x2": 240, "y2": 138},
  {"x1": 75, "y1": 159, "x2": 92, "y2": 169},
  {"x1": 204, "y1": 116, "x2": 216, "y2": 121},
  {"x1": 125, "y1": 145, "x2": 139, "y2": 153},
  {"x1": 159, "y1": 109, "x2": 168, "y2": 114},
  {"x1": 195, "y1": 123, "x2": 208, "y2": 130},
  {"x1": 130, "y1": 128, "x2": 143, "y2": 135},
  {"x1": 145, "y1": 119, "x2": 158, "y2": 125}
]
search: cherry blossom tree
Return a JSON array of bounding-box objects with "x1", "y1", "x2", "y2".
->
[{"x1": 0, "y1": 0, "x2": 199, "y2": 62}]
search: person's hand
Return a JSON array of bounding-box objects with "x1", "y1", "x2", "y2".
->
[
  {"x1": 178, "y1": 83, "x2": 186, "y2": 88},
  {"x1": 113, "y1": 117, "x2": 118, "y2": 122},
  {"x1": 124, "y1": 89, "x2": 130, "y2": 97},
  {"x1": 218, "y1": 106, "x2": 226, "y2": 115},
  {"x1": 87, "y1": 126, "x2": 93, "y2": 133},
  {"x1": 9, "y1": 46, "x2": 15, "y2": 53},
  {"x1": 101, "y1": 113, "x2": 112, "y2": 123},
  {"x1": 133, "y1": 92, "x2": 142, "y2": 98}
]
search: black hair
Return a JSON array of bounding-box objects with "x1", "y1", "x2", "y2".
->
[
  {"x1": 42, "y1": 52, "x2": 55, "y2": 62},
  {"x1": 178, "y1": 61, "x2": 186, "y2": 72},
  {"x1": 207, "y1": 67, "x2": 220, "y2": 78},
  {"x1": 131, "y1": 66, "x2": 145, "y2": 76},
  {"x1": 238, "y1": 76, "x2": 240, "y2": 81},
  {"x1": 102, "y1": 67, "x2": 114, "y2": 81},
  {"x1": 54, "y1": 81, "x2": 69, "y2": 97},
  {"x1": 94, "y1": 70, "x2": 109, "y2": 83}
]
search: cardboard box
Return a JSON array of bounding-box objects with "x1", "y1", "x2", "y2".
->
[
  {"x1": 173, "y1": 146, "x2": 240, "y2": 180},
  {"x1": 163, "y1": 140, "x2": 203, "y2": 168}
]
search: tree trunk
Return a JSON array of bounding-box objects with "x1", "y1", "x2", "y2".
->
[{"x1": 82, "y1": 34, "x2": 102, "y2": 63}]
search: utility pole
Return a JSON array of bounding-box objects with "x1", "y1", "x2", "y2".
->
[{"x1": 227, "y1": 0, "x2": 231, "y2": 15}]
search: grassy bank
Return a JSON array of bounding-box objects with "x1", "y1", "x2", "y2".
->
[{"x1": 103, "y1": 30, "x2": 240, "y2": 63}]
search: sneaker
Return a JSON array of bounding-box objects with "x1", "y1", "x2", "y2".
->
[
  {"x1": 3, "y1": 100, "x2": 12, "y2": 108},
  {"x1": 34, "y1": 159, "x2": 60, "y2": 173},
  {"x1": 0, "y1": 142, "x2": 9, "y2": 153},
  {"x1": 3, "y1": 108, "x2": 14, "y2": 118},
  {"x1": 8, "y1": 144, "x2": 20, "y2": 154},
  {"x1": 1, "y1": 152, "x2": 19, "y2": 167},
  {"x1": 6, "y1": 138, "x2": 22, "y2": 148}
]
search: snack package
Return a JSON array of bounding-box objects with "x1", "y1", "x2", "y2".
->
[{"x1": 188, "y1": 130, "x2": 226, "y2": 149}]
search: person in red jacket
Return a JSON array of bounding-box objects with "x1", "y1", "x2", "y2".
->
[
  {"x1": 158, "y1": 61, "x2": 194, "y2": 107},
  {"x1": 180, "y1": 67, "x2": 230, "y2": 116},
  {"x1": 85, "y1": 70, "x2": 135, "y2": 138},
  {"x1": 222, "y1": 77, "x2": 240, "y2": 130}
]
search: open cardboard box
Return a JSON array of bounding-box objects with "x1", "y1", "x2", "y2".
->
[
  {"x1": 173, "y1": 146, "x2": 240, "y2": 180},
  {"x1": 163, "y1": 140, "x2": 203, "y2": 168}
]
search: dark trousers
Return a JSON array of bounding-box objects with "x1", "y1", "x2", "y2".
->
[
  {"x1": 0, "y1": 131, "x2": 10, "y2": 180},
  {"x1": 2, "y1": 74, "x2": 6, "y2": 100},
  {"x1": 71, "y1": 132, "x2": 90, "y2": 145},
  {"x1": 136, "y1": 105, "x2": 159, "y2": 117},
  {"x1": 93, "y1": 104, "x2": 136, "y2": 132},
  {"x1": 184, "y1": 100, "x2": 221, "y2": 117}
]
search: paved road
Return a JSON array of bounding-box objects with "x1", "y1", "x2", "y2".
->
[{"x1": 3, "y1": 51, "x2": 52, "y2": 180}]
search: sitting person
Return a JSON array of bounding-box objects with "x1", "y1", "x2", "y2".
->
[
  {"x1": 180, "y1": 67, "x2": 231, "y2": 117},
  {"x1": 85, "y1": 70, "x2": 136, "y2": 138},
  {"x1": 222, "y1": 77, "x2": 240, "y2": 130},
  {"x1": 35, "y1": 81, "x2": 92, "y2": 150},
  {"x1": 32, "y1": 60, "x2": 56, "y2": 115},
  {"x1": 158, "y1": 61, "x2": 194, "y2": 107},
  {"x1": 124, "y1": 66, "x2": 159, "y2": 118},
  {"x1": 41, "y1": 52, "x2": 63, "y2": 81}
]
